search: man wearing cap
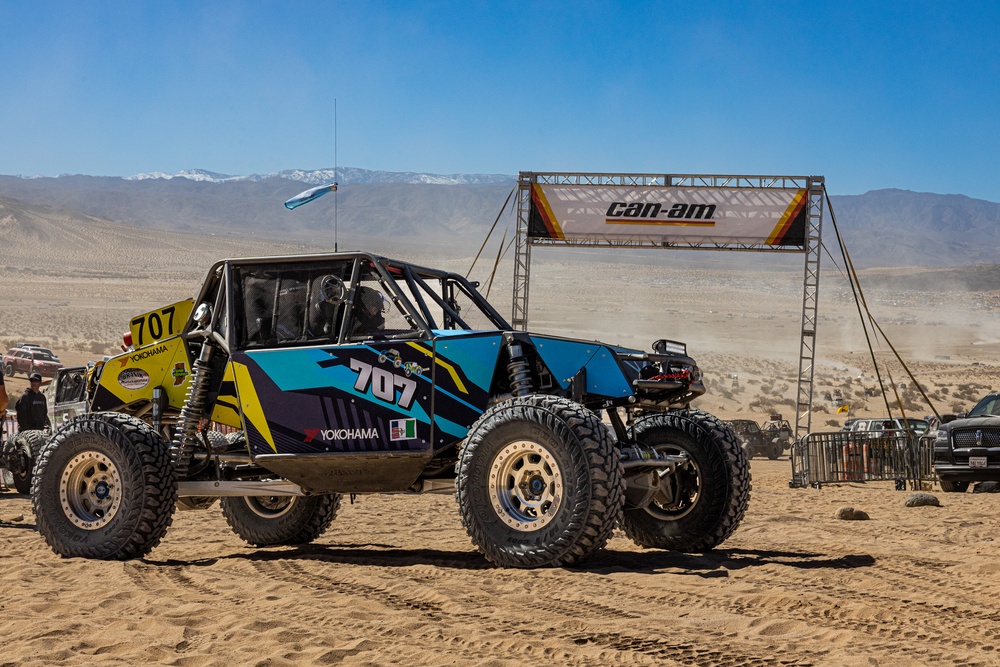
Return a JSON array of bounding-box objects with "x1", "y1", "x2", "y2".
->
[
  {"x1": 0, "y1": 368, "x2": 8, "y2": 426},
  {"x1": 15, "y1": 372, "x2": 50, "y2": 432}
]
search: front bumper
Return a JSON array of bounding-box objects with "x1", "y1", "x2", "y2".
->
[{"x1": 932, "y1": 463, "x2": 1000, "y2": 482}]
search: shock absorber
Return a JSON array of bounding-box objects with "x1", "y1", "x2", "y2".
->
[
  {"x1": 171, "y1": 340, "x2": 216, "y2": 477},
  {"x1": 506, "y1": 340, "x2": 533, "y2": 397}
]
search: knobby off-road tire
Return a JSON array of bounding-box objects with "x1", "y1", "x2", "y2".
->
[
  {"x1": 4, "y1": 363, "x2": 13, "y2": 377},
  {"x1": 219, "y1": 427, "x2": 340, "y2": 547},
  {"x1": 220, "y1": 494, "x2": 341, "y2": 546},
  {"x1": 939, "y1": 479, "x2": 969, "y2": 493},
  {"x1": 767, "y1": 441, "x2": 782, "y2": 460},
  {"x1": 32, "y1": 413, "x2": 178, "y2": 560},
  {"x1": 620, "y1": 409, "x2": 751, "y2": 552},
  {"x1": 455, "y1": 395, "x2": 625, "y2": 568},
  {"x1": 5, "y1": 430, "x2": 46, "y2": 494}
]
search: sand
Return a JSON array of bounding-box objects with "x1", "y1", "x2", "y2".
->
[
  {"x1": 3, "y1": 461, "x2": 1000, "y2": 666},
  {"x1": 2, "y1": 236, "x2": 1000, "y2": 666}
]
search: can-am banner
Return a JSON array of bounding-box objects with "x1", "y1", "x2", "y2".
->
[{"x1": 528, "y1": 184, "x2": 808, "y2": 247}]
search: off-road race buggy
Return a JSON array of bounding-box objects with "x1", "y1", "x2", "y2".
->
[
  {"x1": 727, "y1": 419, "x2": 768, "y2": 459},
  {"x1": 32, "y1": 252, "x2": 751, "y2": 568},
  {"x1": 727, "y1": 415, "x2": 792, "y2": 460}
]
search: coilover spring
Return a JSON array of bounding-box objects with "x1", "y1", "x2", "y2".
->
[
  {"x1": 506, "y1": 342, "x2": 532, "y2": 397},
  {"x1": 171, "y1": 341, "x2": 215, "y2": 477}
]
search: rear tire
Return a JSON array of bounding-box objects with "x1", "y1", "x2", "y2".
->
[
  {"x1": 3, "y1": 363, "x2": 13, "y2": 377},
  {"x1": 32, "y1": 413, "x2": 177, "y2": 559},
  {"x1": 221, "y1": 494, "x2": 341, "y2": 546},
  {"x1": 5, "y1": 430, "x2": 46, "y2": 494},
  {"x1": 620, "y1": 409, "x2": 751, "y2": 552},
  {"x1": 939, "y1": 478, "x2": 969, "y2": 493},
  {"x1": 456, "y1": 395, "x2": 624, "y2": 568}
]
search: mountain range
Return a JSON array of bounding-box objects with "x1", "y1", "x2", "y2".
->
[{"x1": 2, "y1": 168, "x2": 998, "y2": 268}]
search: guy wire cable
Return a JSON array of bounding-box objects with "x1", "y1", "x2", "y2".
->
[
  {"x1": 828, "y1": 192, "x2": 893, "y2": 416},
  {"x1": 467, "y1": 185, "x2": 515, "y2": 279},
  {"x1": 334, "y1": 98, "x2": 339, "y2": 252},
  {"x1": 484, "y1": 225, "x2": 508, "y2": 300},
  {"x1": 826, "y1": 192, "x2": 940, "y2": 420},
  {"x1": 826, "y1": 192, "x2": 941, "y2": 421}
]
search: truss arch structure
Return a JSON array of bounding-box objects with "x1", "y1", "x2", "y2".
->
[{"x1": 512, "y1": 171, "x2": 826, "y2": 438}]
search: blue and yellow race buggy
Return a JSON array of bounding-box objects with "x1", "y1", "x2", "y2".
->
[{"x1": 32, "y1": 252, "x2": 750, "y2": 568}]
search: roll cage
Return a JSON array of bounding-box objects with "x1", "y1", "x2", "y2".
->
[{"x1": 188, "y1": 252, "x2": 512, "y2": 353}]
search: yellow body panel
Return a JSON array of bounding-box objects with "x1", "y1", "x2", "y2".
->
[
  {"x1": 99, "y1": 335, "x2": 192, "y2": 409},
  {"x1": 209, "y1": 362, "x2": 243, "y2": 429},
  {"x1": 231, "y1": 361, "x2": 275, "y2": 451},
  {"x1": 129, "y1": 299, "x2": 194, "y2": 349}
]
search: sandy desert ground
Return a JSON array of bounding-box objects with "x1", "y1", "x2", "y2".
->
[{"x1": 2, "y1": 233, "x2": 999, "y2": 666}]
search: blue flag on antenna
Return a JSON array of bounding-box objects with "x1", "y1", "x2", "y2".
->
[{"x1": 284, "y1": 182, "x2": 338, "y2": 210}]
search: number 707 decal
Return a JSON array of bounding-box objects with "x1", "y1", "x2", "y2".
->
[{"x1": 350, "y1": 359, "x2": 418, "y2": 410}]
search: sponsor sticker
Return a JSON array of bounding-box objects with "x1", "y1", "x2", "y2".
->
[
  {"x1": 118, "y1": 368, "x2": 150, "y2": 391},
  {"x1": 304, "y1": 428, "x2": 379, "y2": 443},
  {"x1": 390, "y1": 418, "x2": 417, "y2": 441},
  {"x1": 172, "y1": 362, "x2": 188, "y2": 386}
]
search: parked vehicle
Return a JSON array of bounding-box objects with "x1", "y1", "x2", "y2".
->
[
  {"x1": 846, "y1": 417, "x2": 929, "y2": 435},
  {"x1": 728, "y1": 416, "x2": 789, "y2": 459},
  {"x1": 3, "y1": 346, "x2": 63, "y2": 378},
  {"x1": 727, "y1": 419, "x2": 767, "y2": 459},
  {"x1": 933, "y1": 392, "x2": 1000, "y2": 492},
  {"x1": 31, "y1": 252, "x2": 751, "y2": 567}
]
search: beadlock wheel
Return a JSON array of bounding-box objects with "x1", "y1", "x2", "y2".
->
[
  {"x1": 242, "y1": 495, "x2": 295, "y2": 519},
  {"x1": 643, "y1": 443, "x2": 700, "y2": 522},
  {"x1": 488, "y1": 440, "x2": 564, "y2": 531},
  {"x1": 59, "y1": 451, "x2": 124, "y2": 529}
]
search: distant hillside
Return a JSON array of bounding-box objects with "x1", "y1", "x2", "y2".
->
[
  {"x1": 2, "y1": 171, "x2": 998, "y2": 268},
  {"x1": 0, "y1": 195, "x2": 302, "y2": 274},
  {"x1": 0, "y1": 174, "x2": 512, "y2": 245},
  {"x1": 831, "y1": 189, "x2": 1000, "y2": 267}
]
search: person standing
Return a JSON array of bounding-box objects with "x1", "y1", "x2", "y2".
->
[
  {"x1": 15, "y1": 372, "x2": 50, "y2": 432},
  {"x1": 0, "y1": 369, "x2": 8, "y2": 432}
]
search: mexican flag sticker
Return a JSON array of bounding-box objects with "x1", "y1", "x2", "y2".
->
[{"x1": 390, "y1": 418, "x2": 417, "y2": 441}]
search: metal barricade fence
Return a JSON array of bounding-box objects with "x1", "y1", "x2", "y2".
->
[
  {"x1": 2, "y1": 415, "x2": 16, "y2": 442},
  {"x1": 790, "y1": 429, "x2": 937, "y2": 489}
]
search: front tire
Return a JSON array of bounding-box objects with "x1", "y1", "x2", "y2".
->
[
  {"x1": 620, "y1": 409, "x2": 751, "y2": 552},
  {"x1": 456, "y1": 395, "x2": 624, "y2": 568},
  {"x1": 32, "y1": 413, "x2": 177, "y2": 559},
  {"x1": 939, "y1": 478, "x2": 969, "y2": 493},
  {"x1": 220, "y1": 494, "x2": 341, "y2": 546}
]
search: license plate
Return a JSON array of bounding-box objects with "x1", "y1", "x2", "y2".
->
[{"x1": 970, "y1": 456, "x2": 988, "y2": 469}]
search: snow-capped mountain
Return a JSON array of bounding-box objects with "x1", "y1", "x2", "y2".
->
[{"x1": 125, "y1": 167, "x2": 516, "y2": 186}]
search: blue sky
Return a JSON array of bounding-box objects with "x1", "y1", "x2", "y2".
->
[{"x1": 1, "y1": 1, "x2": 998, "y2": 201}]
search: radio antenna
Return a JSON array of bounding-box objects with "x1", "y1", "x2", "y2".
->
[{"x1": 334, "y1": 98, "x2": 338, "y2": 252}]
